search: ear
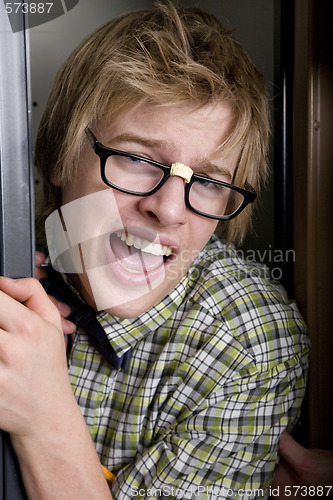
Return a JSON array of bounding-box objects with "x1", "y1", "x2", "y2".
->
[{"x1": 50, "y1": 171, "x2": 62, "y2": 187}]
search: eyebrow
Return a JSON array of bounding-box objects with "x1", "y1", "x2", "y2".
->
[
  {"x1": 105, "y1": 133, "x2": 166, "y2": 150},
  {"x1": 106, "y1": 133, "x2": 233, "y2": 181},
  {"x1": 201, "y1": 163, "x2": 232, "y2": 180}
]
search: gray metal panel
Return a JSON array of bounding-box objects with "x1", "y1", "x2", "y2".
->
[
  {"x1": 0, "y1": 1, "x2": 35, "y2": 279},
  {"x1": 0, "y1": 1, "x2": 34, "y2": 498}
]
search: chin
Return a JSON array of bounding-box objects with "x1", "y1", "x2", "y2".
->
[
  {"x1": 103, "y1": 301, "x2": 150, "y2": 319},
  {"x1": 100, "y1": 286, "x2": 170, "y2": 319}
]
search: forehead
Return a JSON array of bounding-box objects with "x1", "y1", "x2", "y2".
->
[{"x1": 97, "y1": 102, "x2": 236, "y2": 159}]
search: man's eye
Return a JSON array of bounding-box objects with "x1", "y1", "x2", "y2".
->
[
  {"x1": 127, "y1": 152, "x2": 152, "y2": 162},
  {"x1": 128, "y1": 155, "x2": 146, "y2": 163},
  {"x1": 194, "y1": 179, "x2": 224, "y2": 194},
  {"x1": 116, "y1": 155, "x2": 152, "y2": 168},
  {"x1": 197, "y1": 176, "x2": 224, "y2": 187},
  {"x1": 110, "y1": 155, "x2": 158, "y2": 176},
  {"x1": 197, "y1": 178, "x2": 211, "y2": 187},
  {"x1": 196, "y1": 176, "x2": 235, "y2": 198}
]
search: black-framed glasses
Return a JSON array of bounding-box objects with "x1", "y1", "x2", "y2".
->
[{"x1": 85, "y1": 127, "x2": 256, "y2": 220}]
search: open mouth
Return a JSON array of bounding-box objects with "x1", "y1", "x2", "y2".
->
[{"x1": 109, "y1": 229, "x2": 173, "y2": 278}]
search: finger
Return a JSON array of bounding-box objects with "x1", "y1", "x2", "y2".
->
[
  {"x1": 35, "y1": 251, "x2": 46, "y2": 266},
  {"x1": 48, "y1": 295, "x2": 70, "y2": 316},
  {"x1": 62, "y1": 318, "x2": 76, "y2": 335},
  {"x1": 47, "y1": 296, "x2": 76, "y2": 334},
  {"x1": 0, "y1": 277, "x2": 61, "y2": 330},
  {"x1": 57, "y1": 301, "x2": 71, "y2": 317},
  {"x1": 278, "y1": 431, "x2": 309, "y2": 468}
]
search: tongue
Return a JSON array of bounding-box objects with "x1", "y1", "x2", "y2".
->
[{"x1": 110, "y1": 234, "x2": 164, "y2": 272}]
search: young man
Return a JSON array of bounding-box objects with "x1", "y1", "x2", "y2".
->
[{"x1": 0, "y1": 3, "x2": 309, "y2": 499}]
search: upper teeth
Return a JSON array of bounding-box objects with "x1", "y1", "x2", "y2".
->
[{"x1": 115, "y1": 230, "x2": 172, "y2": 257}]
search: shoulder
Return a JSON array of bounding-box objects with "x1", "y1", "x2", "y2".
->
[
  {"x1": 184, "y1": 236, "x2": 309, "y2": 365},
  {"x1": 187, "y1": 235, "x2": 289, "y2": 314}
]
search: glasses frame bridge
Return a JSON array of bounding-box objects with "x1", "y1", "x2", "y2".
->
[{"x1": 170, "y1": 163, "x2": 193, "y2": 183}]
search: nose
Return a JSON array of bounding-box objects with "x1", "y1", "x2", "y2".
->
[{"x1": 138, "y1": 176, "x2": 187, "y2": 227}]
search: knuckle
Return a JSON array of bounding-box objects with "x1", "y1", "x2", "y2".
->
[
  {"x1": 0, "y1": 338, "x2": 21, "y2": 366},
  {"x1": 24, "y1": 277, "x2": 44, "y2": 291}
]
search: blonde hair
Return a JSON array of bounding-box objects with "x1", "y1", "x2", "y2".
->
[{"x1": 35, "y1": 1, "x2": 269, "y2": 245}]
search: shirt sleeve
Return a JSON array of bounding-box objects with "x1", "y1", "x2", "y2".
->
[{"x1": 110, "y1": 285, "x2": 310, "y2": 500}]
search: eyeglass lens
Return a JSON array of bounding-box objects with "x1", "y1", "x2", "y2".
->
[{"x1": 104, "y1": 154, "x2": 244, "y2": 218}]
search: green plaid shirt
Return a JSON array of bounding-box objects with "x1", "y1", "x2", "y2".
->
[{"x1": 68, "y1": 236, "x2": 309, "y2": 500}]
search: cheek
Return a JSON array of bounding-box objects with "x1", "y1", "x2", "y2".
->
[
  {"x1": 112, "y1": 191, "x2": 144, "y2": 220},
  {"x1": 192, "y1": 219, "x2": 219, "y2": 246},
  {"x1": 61, "y1": 173, "x2": 107, "y2": 206},
  {"x1": 179, "y1": 218, "x2": 218, "y2": 266},
  {"x1": 168, "y1": 220, "x2": 217, "y2": 281}
]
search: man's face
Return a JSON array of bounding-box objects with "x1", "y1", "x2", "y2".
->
[{"x1": 58, "y1": 102, "x2": 238, "y2": 318}]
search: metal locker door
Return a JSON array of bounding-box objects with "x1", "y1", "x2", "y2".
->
[{"x1": 0, "y1": 1, "x2": 35, "y2": 498}]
